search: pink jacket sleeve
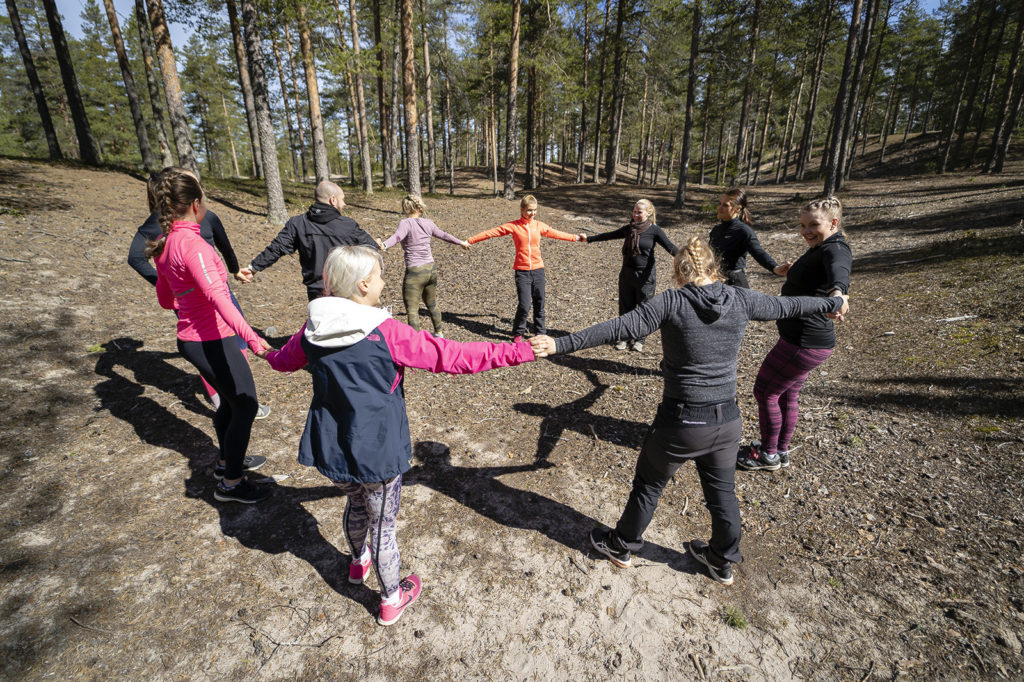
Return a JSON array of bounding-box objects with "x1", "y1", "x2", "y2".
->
[
  {"x1": 379, "y1": 318, "x2": 534, "y2": 373},
  {"x1": 265, "y1": 323, "x2": 309, "y2": 372},
  {"x1": 184, "y1": 240, "x2": 262, "y2": 351}
]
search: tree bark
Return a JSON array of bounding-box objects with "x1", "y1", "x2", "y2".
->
[
  {"x1": 146, "y1": 0, "x2": 198, "y2": 173},
  {"x1": 603, "y1": 0, "x2": 628, "y2": 184},
  {"x1": 372, "y1": 0, "x2": 394, "y2": 187},
  {"x1": 503, "y1": 0, "x2": 522, "y2": 199},
  {"x1": 134, "y1": 0, "x2": 172, "y2": 167},
  {"x1": 239, "y1": 0, "x2": 287, "y2": 223},
  {"x1": 5, "y1": 0, "x2": 61, "y2": 160},
  {"x1": 297, "y1": 3, "x2": 330, "y2": 183},
  {"x1": 575, "y1": 0, "x2": 591, "y2": 183},
  {"x1": 270, "y1": 32, "x2": 300, "y2": 180},
  {"x1": 953, "y1": 2, "x2": 999, "y2": 165},
  {"x1": 349, "y1": 0, "x2": 374, "y2": 192},
  {"x1": 390, "y1": 0, "x2": 402, "y2": 179},
  {"x1": 852, "y1": 0, "x2": 891, "y2": 168},
  {"x1": 833, "y1": 0, "x2": 875, "y2": 190},
  {"x1": 733, "y1": 0, "x2": 761, "y2": 184},
  {"x1": 400, "y1": 0, "x2": 421, "y2": 195},
  {"x1": 984, "y1": 0, "x2": 1024, "y2": 173},
  {"x1": 225, "y1": 0, "x2": 262, "y2": 178},
  {"x1": 42, "y1": 0, "x2": 101, "y2": 165},
  {"x1": 939, "y1": 1, "x2": 983, "y2": 173},
  {"x1": 418, "y1": 0, "x2": 436, "y2": 193},
  {"x1": 753, "y1": 51, "x2": 777, "y2": 186},
  {"x1": 282, "y1": 25, "x2": 309, "y2": 180},
  {"x1": 591, "y1": 0, "x2": 612, "y2": 183},
  {"x1": 699, "y1": 74, "x2": 710, "y2": 184},
  {"x1": 822, "y1": 0, "x2": 863, "y2": 195},
  {"x1": 220, "y1": 93, "x2": 241, "y2": 177},
  {"x1": 526, "y1": 64, "x2": 537, "y2": 189},
  {"x1": 489, "y1": 40, "x2": 499, "y2": 194},
  {"x1": 967, "y1": 15, "x2": 1008, "y2": 166},
  {"x1": 796, "y1": 0, "x2": 833, "y2": 181},
  {"x1": 673, "y1": 0, "x2": 700, "y2": 209},
  {"x1": 878, "y1": 54, "x2": 902, "y2": 163},
  {"x1": 101, "y1": 0, "x2": 154, "y2": 170}
]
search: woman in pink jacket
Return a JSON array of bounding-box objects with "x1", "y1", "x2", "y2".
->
[{"x1": 147, "y1": 169, "x2": 271, "y2": 504}]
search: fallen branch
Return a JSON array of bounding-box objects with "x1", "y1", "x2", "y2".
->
[{"x1": 69, "y1": 615, "x2": 112, "y2": 634}]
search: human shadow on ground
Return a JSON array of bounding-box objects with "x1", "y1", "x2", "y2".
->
[
  {"x1": 440, "y1": 311, "x2": 514, "y2": 340},
  {"x1": 93, "y1": 337, "x2": 375, "y2": 614},
  {"x1": 406, "y1": 441, "x2": 696, "y2": 573},
  {"x1": 513, "y1": 355, "x2": 655, "y2": 463}
]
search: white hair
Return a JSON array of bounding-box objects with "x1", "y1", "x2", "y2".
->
[{"x1": 322, "y1": 245, "x2": 382, "y2": 298}]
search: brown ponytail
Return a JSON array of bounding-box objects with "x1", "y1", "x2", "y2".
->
[
  {"x1": 723, "y1": 187, "x2": 753, "y2": 225},
  {"x1": 145, "y1": 167, "x2": 203, "y2": 259},
  {"x1": 673, "y1": 235, "x2": 723, "y2": 286}
]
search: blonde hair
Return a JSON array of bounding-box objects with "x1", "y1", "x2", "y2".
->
[
  {"x1": 402, "y1": 194, "x2": 426, "y2": 216},
  {"x1": 520, "y1": 195, "x2": 538, "y2": 210},
  {"x1": 322, "y1": 245, "x2": 383, "y2": 298},
  {"x1": 801, "y1": 195, "x2": 842, "y2": 228},
  {"x1": 635, "y1": 198, "x2": 656, "y2": 224},
  {"x1": 673, "y1": 235, "x2": 723, "y2": 286}
]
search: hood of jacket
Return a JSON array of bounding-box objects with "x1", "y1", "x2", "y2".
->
[
  {"x1": 678, "y1": 281, "x2": 733, "y2": 324},
  {"x1": 304, "y1": 296, "x2": 391, "y2": 348},
  {"x1": 306, "y1": 201, "x2": 342, "y2": 224}
]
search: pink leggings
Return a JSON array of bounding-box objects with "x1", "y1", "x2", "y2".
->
[{"x1": 753, "y1": 338, "x2": 832, "y2": 455}]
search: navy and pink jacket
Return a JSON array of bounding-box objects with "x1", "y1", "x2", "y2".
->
[
  {"x1": 154, "y1": 220, "x2": 262, "y2": 352},
  {"x1": 266, "y1": 297, "x2": 534, "y2": 483}
]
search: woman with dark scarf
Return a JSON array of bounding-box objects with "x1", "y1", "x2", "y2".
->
[
  {"x1": 708, "y1": 187, "x2": 789, "y2": 289},
  {"x1": 581, "y1": 199, "x2": 677, "y2": 352}
]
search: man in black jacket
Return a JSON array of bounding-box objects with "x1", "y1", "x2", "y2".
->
[{"x1": 239, "y1": 181, "x2": 378, "y2": 301}]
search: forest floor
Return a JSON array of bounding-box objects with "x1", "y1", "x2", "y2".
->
[{"x1": 1, "y1": 147, "x2": 1023, "y2": 680}]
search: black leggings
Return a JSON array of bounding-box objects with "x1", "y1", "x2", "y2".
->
[{"x1": 178, "y1": 336, "x2": 258, "y2": 479}]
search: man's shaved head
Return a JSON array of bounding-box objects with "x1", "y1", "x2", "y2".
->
[{"x1": 315, "y1": 181, "x2": 343, "y2": 203}]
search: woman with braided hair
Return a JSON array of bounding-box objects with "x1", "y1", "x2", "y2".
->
[
  {"x1": 738, "y1": 196, "x2": 852, "y2": 472},
  {"x1": 530, "y1": 235, "x2": 848, "y2": 584},
  {"x1": 579, "y1": 199, "x2": 677, "y2": 352},
  {"x1": 708, "y1": 187, "x2": 789, "y2": 288},
  {"x1": 148, "y1": 168, "x2": 273, "y2": 504}
]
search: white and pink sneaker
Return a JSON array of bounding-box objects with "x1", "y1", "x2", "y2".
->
[
  {"x1": 377, "y1": 575, "x2": 422, "y2": 626},
  {"x1": 348, "y1": 552, "x2": 372, "y2": 585}
]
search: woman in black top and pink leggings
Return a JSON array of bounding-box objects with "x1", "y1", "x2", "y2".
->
[{"x1": 738, "y1": 196, "x2": 852, "y2": 472}]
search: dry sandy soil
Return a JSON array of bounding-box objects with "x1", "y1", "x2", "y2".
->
[{"x1": 1, "y1": 145, "x2": 1022, "y2": 680}]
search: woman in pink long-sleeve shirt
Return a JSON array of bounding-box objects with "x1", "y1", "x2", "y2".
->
[
  {"x1": 379, "y1": 195, "x2": 469, "y2": 336},
  {"x1": 148, "y1": 169, "x2": 271, "y2": 505}
]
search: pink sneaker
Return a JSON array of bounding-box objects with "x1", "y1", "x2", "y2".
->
[
  {"x1": 348, "y1": 552, "x2": 372, "y2": 585},
  {"x1": 377, "y1": 574, "x2": 422, "y2": 626}
]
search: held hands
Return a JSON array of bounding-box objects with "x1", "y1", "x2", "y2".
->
[
  {"x1": 530, "y1": 335, "x2": 557, "y2": 358},
  {"x1": 375, "y1": 238, "x2": 385, "y2": 250},
  {"x1": 576, "y1": 233, "x2": 587, "y2": 242},
  {"x1": 254, "y1": 337, "x2": 273, "y2": 359},
  {"x1": 773, "y1": 262, "x2": 792, "y2": 277},
  {"x1": 461, "y1": 240, "x2": 471, "y2": 250},
  {"x1": 235, "y1": 268, "x2": 254, "y2": 283},
  {"x1": 827, "y1": 294, "x2": 850, "y2": 322}
]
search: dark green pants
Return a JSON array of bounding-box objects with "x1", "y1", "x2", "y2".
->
[{"x1": 403, "y1": 263, "x2": 441, "y2": 332}]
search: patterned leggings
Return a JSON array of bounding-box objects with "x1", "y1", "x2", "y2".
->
[
  {"x1": 753, "y1": 338, "x2": 832, "y2": 455},
  {"x1": 333, "y1": 476, "x2": 403, "y2": 599},
  {"x1": 403, "y1": 263, "x2": 441, "y2": 332}
]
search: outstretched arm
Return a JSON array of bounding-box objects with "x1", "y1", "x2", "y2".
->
[
  {"x1": 127, "y1": 229, "x2": 158, "y2": 286},
  {"x1": 652, "y1": 225, "x2": 679, "y2": 256},
  {"x1": 584, "y1": 225, "x2": 630, "y2": 244},
  {"x1": 467, "y1": 222, "x2": 514, "y2": 244},
  {"x1": 265, "y1": 324, "x2": 309, "y2": 371},
  {"x1": 744, "y1": 225, "x2": 780, "y2": 274},
  {"x1": 380, "y1": 318, "x2": 534, "y2": 373},
  {"x1": 248, "y1": 221, "x2": 299, "y2": 273},
  {"x1": 545, "y1": 294, "x2": 671, "y2": 356}
]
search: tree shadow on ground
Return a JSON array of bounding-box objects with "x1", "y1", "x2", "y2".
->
[
  {"x1": 0, "y1": 164, "x2": 73, "y2": 213},
  {"x1": 406, "y1": 441, "x2": 696, "y2": 573},
  {"x1": 848, "y1": 193, "x2": 1023, "y2": 236},
  {"x1": 851, "y1": 229, "x2": 1024, "y2": 273},
  {"x1": 839, "y1": 375, "x2": 1024, "y2": 420},
  {"x1": 93, "y1": 337, "x2": 374, "y2": 614}
]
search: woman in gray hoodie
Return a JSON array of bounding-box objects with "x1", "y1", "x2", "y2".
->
[{"x1": 530, "y1": 235, "x2": 848, "y2": 585}]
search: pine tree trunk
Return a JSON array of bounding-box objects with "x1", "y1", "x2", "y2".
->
[
  {"x1": 852, "y1": 0, "x2": 891, "y2": 168},
  {"x1": 6, "y1": 0, "x2": 61, "y2": 160},
  {"x1": 372, "y1": 0, "x2": 393, "y2": 187},
  {"x1": 349, "y1": 0, "x2": 375, "y2": 193},
  {"x1": 146, "y1": 0, "x2": 198, "y2": 173},
  {"x1": 399, "y1": 0, "x2": 421, "y2": 195},
  {"x1": 101, "y1": 0, "x2": 154, "y2": 170},
  {"x1": 390, "y1": 0, "x2": 402, "y2": 180},
  {"x1": 225, "y1": 0, "x2": 262, "y2": 178},
  {"x1": 575, "y1": 1, "x2": 590, "y2": 183},
  {"x1": 335, "y1": 10, "x2": 364, "y2": 189},
  {"x1": 939, "y1": 1, "x2": 982, "y2": 173},
  {"x1": 953, "y1": 3, "x2": 999, "y2": 165},
  {"x1": 270, "y1": 33, "x2": 300, "y2": 180},
  {"x1": 822, "y1": 0, "x2": 863, "y2": 195},
  {"x1": 526, "y1": 64, "x2": 536, "y2": 190},
  {"x1": 297, "y1": 3, "x2": 330, "y2": 183},
  {"x1": 834, "y1": 0, "x2": 875, "y2": 191},
  {"x1": 878, "y1": 55, "x2": 902, "y2": 163},
  {"x1": 604, "y1": 0, "x2": 628, "y2": 184},
  {"x1": 591, "y1": 0, "x2": 612, "y2": 183},
  {"x1": 283, "y1": 25, "x2": 309, "y2": 180},
  {"x1": 503, "y1": 0, "x2": 522, "y2": 199},
  {"x1": 733, "y1": 0, "x2": 760, "y2": 184},
  {"x1": 239, "y1": 0, "x2": 287, "y2": 223},
  {"x1": 134, "y1": 0, "x2": 173, "y2": 167},
  {"x1": 42, "y1": 0, "x2": 100, "y2": 165},
  {"x1": 753, "y1": 52, "x2": 777, "y2": 186},
  {"x1": 220, "y1": 93, "x2": 241, "y2": 177},
  {"x1": 984, "y1": 0, "x2": 1024, "y2": 173},
  {"x1": 699, "y1": 75, "x2": 710, "y2": 184},
  {"x1": 444, "y1": 65, "x2": 454, "y2": 194},
  {"x1": 797, "y1": 0, "x2": 833, "y2": 181},
  {"x1": 673, "y1": 0, "x2": 700, "y2": 209},
  {"x1": 489, "y1": 41, "x2": 498, "y2": 195},
  {"x1": 634, "y1": 74, "x2": 648, "y2": 185},
  {"x1": 967, "y1": 16, "x2": 1008, "y2": 166},
  {"x1": 418, "y1": 0, "x2": 436, "y2": 193}
]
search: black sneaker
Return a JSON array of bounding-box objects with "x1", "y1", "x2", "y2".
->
[
  {"x1": 214, "y1": 455, "x2": 267, "y2": 480},
  {"x1": 736, "y1": 442, "x2": 781, "y2": 472},
  {"x1": 214, "y1": 477, "x2": 270, "y2": 504},
  {"x1": 777, "y1": 450, "x2": 790, "y2": 468},
  {"x1": 688, "y1": 539, "x2": 734, "y2": 585},
  {"x1": 590, "y1": 528, "x2": 631, "y2": 568}
]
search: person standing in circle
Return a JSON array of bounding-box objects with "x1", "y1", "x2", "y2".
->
[
  {"x1": 579, "y1": 199, "x2": 677, "y2": 352},
  {"x1": 708, "y1": 188, "x2": 789, "y2": 289}
]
